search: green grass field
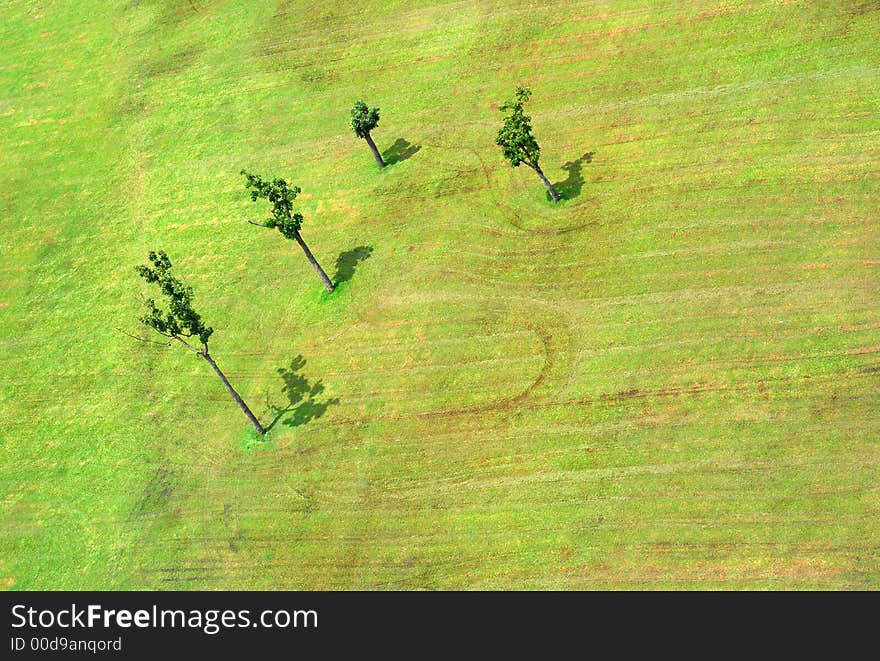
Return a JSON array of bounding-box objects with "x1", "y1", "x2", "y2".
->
[{"x1": 1, "y1": 0, "x2": 878, "y2": 589}]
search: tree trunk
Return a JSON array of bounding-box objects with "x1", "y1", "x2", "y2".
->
[
  {"x1": 202, "y1": 352, "x2": 265, "y2": 435},
  {"x1": 294, "y1": 230, "x2": 335, "y2": 292},
  {"x1": 364, "y1": 132, "x2": 386, "y2": 169},
  {"x1": 530, "y1": 163, "x2": 561, "y2": 201}
]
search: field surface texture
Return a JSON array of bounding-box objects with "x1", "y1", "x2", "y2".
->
[{"x1": 1, "y1": 0, "x2": 878, "y2": 589}]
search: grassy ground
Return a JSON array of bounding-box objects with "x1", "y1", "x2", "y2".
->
[{"x1": 0, "y1": 0, "x2": 878, "y2": 589}]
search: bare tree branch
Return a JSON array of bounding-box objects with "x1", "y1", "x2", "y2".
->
[
  {"x1": 117, "y1": 327, "x2": 172, "y2": 347},
  {"x1": 173, "y1": 335, "x2": 203, "y2": 355},
  {"x1": 118, "y1": 326, "x2": 202, "y2": 356}
]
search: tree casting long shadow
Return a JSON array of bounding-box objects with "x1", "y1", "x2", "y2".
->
[
  {"x1": 551, "y1": 151, "x2": 594, "y2": 200},
  {"x1": 264, "y1": 355, "x2": 339, "y2": 432},
  {"x1": 382, "y1": 138, "x2": 421, "y2": 166},
  {"x1": 334, "y1": 245, "x2": 373, "y2": 286}
]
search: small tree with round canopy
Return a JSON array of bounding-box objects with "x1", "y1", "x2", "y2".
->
[
  {"x1": 350, "y1": 100, "x2": 385, "y2": 169},
  {"x1": 495, "y1": 86, "x2": 561, "y2": 202},
  {"x1": 241, "y1": 170, "x2": 335, "y2": 292}
]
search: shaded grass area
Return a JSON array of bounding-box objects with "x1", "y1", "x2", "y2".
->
[
  {"x1": 382, "y1": 138, "x2": 421, "y2": 167},
  {"x1": 0, "y1": 0, "x2": 878, "y2": 589}
]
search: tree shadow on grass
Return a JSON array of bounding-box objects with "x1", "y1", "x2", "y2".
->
[
  {"x1": 334, "y1": 245, "x2": 373, "y2": 286},
  {"x1": 382, "y1": 138, "x2": 421, "y2": 166},
  {"x1": 264, "y1": 355, "x2": 339, "y2": 432},
  {"x1": 551, "y1": 151, "x2": 594, "y2": 200}
]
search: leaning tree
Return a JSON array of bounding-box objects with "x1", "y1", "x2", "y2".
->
[
  {"x1": 495, "y1": 86, "x2": 561, "y2": 202},
  {"x1": 350, "y1": 100, "x2": 385, "y2": 169},
  {"x1": 241, "y1": 170, "x2": 335, "y2": 292},
  {"x1": 135, "y1": 250, "x2": 265, "y2": 435}
]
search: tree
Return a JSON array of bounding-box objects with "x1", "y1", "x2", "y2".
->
[
  {"x1": 241, "y1": 170, "x2": 335, "y2": 292},
  {"x1": 495, "y1": 86, "x2": 561, "y2": 202},
  {"x1": 350, "y1": 100, "x2": 385, "y2": 169},
  {"x1": 135, "y1": 250, "x2": 265, "y2": 435}
]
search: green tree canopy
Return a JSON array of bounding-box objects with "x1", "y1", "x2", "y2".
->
[
  {"x1": 241, "y1": 170, "x2": 302, "y2": 239},
  {"x1": 495, "y1": 86, "x2": 540, "y2": 168},
  {"x1": 135, "y1": 250, "x2": 213, "y2": 346},
  {"x1": 350, "y1": 100, "x2": 381, "y2": 138}
]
